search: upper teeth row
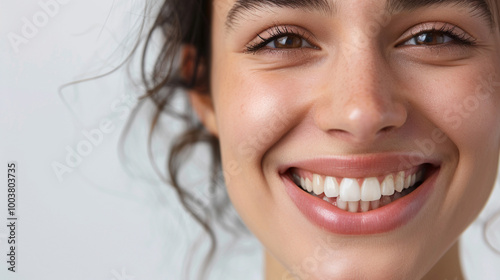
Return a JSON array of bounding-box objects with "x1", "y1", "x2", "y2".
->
[{"x1": 293, "y1": 170, "x2": 424, "y2": 202}]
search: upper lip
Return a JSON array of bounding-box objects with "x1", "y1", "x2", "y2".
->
[{"x1": 278, "y1": 152, "x2": 441, "y2": 178}]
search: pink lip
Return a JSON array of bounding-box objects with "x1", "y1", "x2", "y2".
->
[
  {"x1": 280, "y1": 154, "x2": 441, "y2": 235},
  {"x1": 278, "y1": 153, "x2": 440, "y2": 178}
]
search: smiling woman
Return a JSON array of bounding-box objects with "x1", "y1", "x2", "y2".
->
[{"x1": 139, "y1": 0, "x2": 500, "y2": 279}]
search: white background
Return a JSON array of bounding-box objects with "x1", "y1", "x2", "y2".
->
[{"x1": 1, "y1": 0, "x2": 500, "y2": 280}]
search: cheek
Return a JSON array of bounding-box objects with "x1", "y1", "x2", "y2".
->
[
  {"x1": 437, "y1": 71, "x2": 500, "y2": 155},
  {"x1": 409, "y1": 64, "x2": 500, "y2": 227},
  {"x1": 213, "y1": 68, "x2": 311, "y2": 165},
  {"x1": 210, "y1": 66, "x2": 314, "y2": 232},
  {"x1": 402, "y1": 62, "x2": 500, "y2": 151},
  {"x1": 447, "y1": 74, "x2": 500, "y2": 222}
]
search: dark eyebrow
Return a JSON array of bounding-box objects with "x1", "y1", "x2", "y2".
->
[
  {"x1": 225, "y1": 0, "x2": 494, "y2": 31},
  {"x1": 225, "y1": 0, "x2": 334, "y2": 30},
  {"x1": 387, "y1": 0, "x2": 493, "y2": 25}
]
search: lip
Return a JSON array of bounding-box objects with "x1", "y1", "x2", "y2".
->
[
  {"x1": 278, "y1": 153, "x2": 441, "y2": 178},
  {"x1": 280, "y1": 154, "x2": 441, "y2": 235}
]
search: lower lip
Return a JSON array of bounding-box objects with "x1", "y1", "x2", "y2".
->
[{"x1": 282, "y1": 169, "x2": 439, "y2": 235}]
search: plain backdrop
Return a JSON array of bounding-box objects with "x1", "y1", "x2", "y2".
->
[{"x1": 0, "y1": 1, "x2": 499, "y2": 280}]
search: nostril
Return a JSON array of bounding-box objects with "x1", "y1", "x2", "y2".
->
[
  {"x1": 313, "y1": 92, "x2": 408, "y2": 143},
  {"x1": 379, "y1": 125, "x2": 396, "y2": 133}
]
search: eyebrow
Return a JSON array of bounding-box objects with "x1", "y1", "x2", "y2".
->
[
  {"x1": 225, "y1": 0, "x2": 334, "y2": 30},
  {"x1": 387, "y1": 0, "x2": 493, "y2": 25},
  {"x1": 225, "y1": 0, "x2": 493, "y2": 30}
]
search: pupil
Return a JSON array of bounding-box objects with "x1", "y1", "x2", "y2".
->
[
  {"x1": 418, "y1": 34, "x2": 434, "y2": 43},
  {"x1": 417, "y1": 32, "x2": 444, "y2": 45},
  {"x1": 276, "y1": 36, "x2": 301, "y2": 48}
]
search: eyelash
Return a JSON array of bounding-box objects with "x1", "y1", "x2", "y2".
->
[
  {"x1": 244, "y1": 23, "x2": 477, "y2": 54},
  {"x1": 400, "y1": 23, "x2": 477, "y2": 47},
  {"x1": 244, "y1": 25, "x2": 315, "y2": 54}
]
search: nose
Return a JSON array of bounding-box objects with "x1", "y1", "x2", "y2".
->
[{"x1": 313, "y1": 47, "x2": 407, "y2": 144}]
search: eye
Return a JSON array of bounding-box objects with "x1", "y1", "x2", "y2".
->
[
  {"x1": 266, "y1": 35, "x2": 313, "y2": 49},
  {"x1": 404, "y1": 32, "x2": 454, "y2": 46},
  {"x1": 399, "y1": 24, "x2": 476, "y2": 47},
  {"x1": 245, "y1": 25, "x2": 317, "y2": 54}
]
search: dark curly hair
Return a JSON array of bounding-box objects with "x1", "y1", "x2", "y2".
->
[{"x1": 137, "y1": 0, "x2": 246, "y2": 279}]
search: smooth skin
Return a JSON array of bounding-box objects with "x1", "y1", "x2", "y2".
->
[{"x1": 188, "y1": 0, "x2": 500, "y2": 279}]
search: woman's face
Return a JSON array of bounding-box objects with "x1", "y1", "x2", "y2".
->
[{"x1": 194, "y1": 0, "x2": 500, "y2": 278}]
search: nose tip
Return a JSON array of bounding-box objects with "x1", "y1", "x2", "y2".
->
[
  {"x1": 314, "y1": 88, "x2": 408, "y2": 143},
  {"x1": 340, "y1": 103, "x2": 407, "y2": 142}
]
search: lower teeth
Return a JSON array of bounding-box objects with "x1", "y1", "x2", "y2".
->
[{"x1": 320, "y1": 183, "x2": 420, "y2": 213}]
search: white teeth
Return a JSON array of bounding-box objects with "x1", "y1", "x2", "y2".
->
[
  {"x1": 324, "y1": 176, "x2": 339, "y2": 197},
  {"x1": 360, "y1": 201, "x2": 370, "y2": 212},
  {"x1": 336, "y1": 197, "x2": 347, "y2": 210},
  {"x1": 340, "y1": 178, "x2": 361, "y2": 202},
  {"x1": 312, "y1": 174, "x2": 324, "y2": 195},
  {"x1": 360, "y1": 177, "x2": 381, "y2": 201},
  {"x1": 404, "y1": 174, "x2": 411, "y2": 189},
  {"x1": 348, "y1": 201, "x2": 359, "y2": 213},
  {"x1": 395, "y1": 171, "x2": 405, "y2": 192},
  {"x1": 380, "y1": 174, "x2": 395, "y2": 196},
  {"x1": 293, "y1": 166, "x2": 426, "y2": 212},
  {"x1": 305, "y1": 178, "x2": 313, "y2": 192}
]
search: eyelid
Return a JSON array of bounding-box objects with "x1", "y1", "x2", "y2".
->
[
  {"x1": 245, "y1": 24, "x2": 319, "y2": 54},
  {"x1": 396, "y1": 22, "x2": 476, "y2": 47}
]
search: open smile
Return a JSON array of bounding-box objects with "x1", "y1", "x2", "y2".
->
[
  {"x1": 279, "y1": 154, "x2": 441, "y2": 235},
  {"x1": 290, "y1": 164, "x2": 427, "y2": 213}
]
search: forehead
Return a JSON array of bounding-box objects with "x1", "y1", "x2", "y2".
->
[{"x1": 214, "y1": 0, "x2": 498, "y2": 30}]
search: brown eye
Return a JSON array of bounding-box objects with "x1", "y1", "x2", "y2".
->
[
  {"x1": 267, "y1": 35, "x2": 312, "y2": 49},
  {"x1": 274, "y1": 35, "x2": 302, "y2": 48},
  {"x1": 403, "y1": 31, "x2": 458, "y2": 46},
  {"x1": 413, "y1": 32, "x2": 452, "y2": 45}
]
